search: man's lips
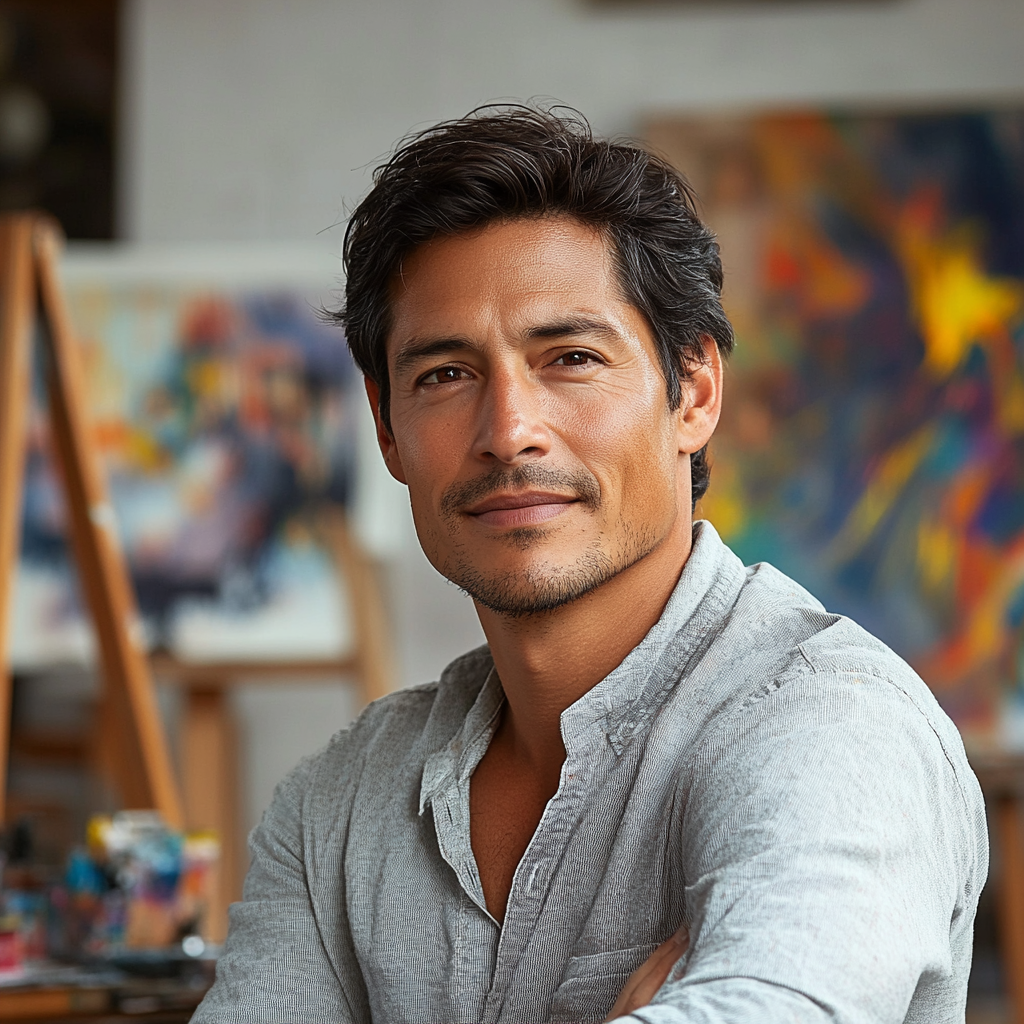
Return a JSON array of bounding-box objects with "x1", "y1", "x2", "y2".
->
[{"x1": 464, "y1": 491, "x2": 579, "y2": 528}]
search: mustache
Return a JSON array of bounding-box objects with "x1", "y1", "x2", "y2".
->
[{"x1": 440, "y1": 463, "x2": 601, "y2": 519}]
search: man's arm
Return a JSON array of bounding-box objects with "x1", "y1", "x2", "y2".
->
[
  {"x1": 612, "y1": 670, "x2": 987, "y2": 1024},
  {"x1": 605, "y1": 929, "x2": 690, "y2": 1021},
  {"x1": 191, "y1": 752, "x2": 364, "y2": 1024}
]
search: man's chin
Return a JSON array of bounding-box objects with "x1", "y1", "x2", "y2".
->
[{"x1": 443, "y1": 546, "x2": 631, "y2": 619}]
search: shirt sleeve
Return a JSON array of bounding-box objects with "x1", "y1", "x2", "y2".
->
[
  {"x1": 191, "y1": 751, "x2": 363, "y2": 1024},
  {"x1": 613, "y1": 669, "x2": 986, "y2": 1024}
]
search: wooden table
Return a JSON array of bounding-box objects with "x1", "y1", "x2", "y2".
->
[
  {"x1": 0, "y1": 978, "x2": 207, "y2": 1021},
  {"x1": 970, "y1": 749, "x2": 1024, "y2": 1024}
]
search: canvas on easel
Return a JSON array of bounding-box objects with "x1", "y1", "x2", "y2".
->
[{"x1": 0, "y1": 212, "x2": 182, "y2": 829}]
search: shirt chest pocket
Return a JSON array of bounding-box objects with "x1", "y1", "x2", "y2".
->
[{"x1": 548, "y1": 943, "x2": 658, "y2": 1023}]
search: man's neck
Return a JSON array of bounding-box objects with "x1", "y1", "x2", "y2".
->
[{"x1": 474, "y1": 512, "x2": 694, "y2": 778}]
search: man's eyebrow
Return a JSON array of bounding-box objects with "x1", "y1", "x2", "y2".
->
[
  {"x1": 524, "y1": 315, "x2": 618, "y2": 339},
  {"x1": 392, "y1": 316, "x2": 617, "y2": 375},
  {"x1": 392, "y1": 337, "x2": 479, "y2": 376}
]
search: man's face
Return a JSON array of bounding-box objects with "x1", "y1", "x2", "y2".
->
[{"x1": 372, "y1": 215, "x2": 709, "y2": 616}]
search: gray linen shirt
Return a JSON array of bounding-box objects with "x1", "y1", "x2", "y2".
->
[{"x1": 193, "y1": 521, "x2": 988, "y2": 1024}]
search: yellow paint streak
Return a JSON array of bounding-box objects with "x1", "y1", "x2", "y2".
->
[
  {"x1": 917, "y1": 518, "x2": 957, "y2": 594},
  {"x1": 696, "y1": 457, "x2": 746, "y2": 541},
  {"x1": 964, "y1": 543, "x2": 1024, "y2": 666},
  {"x1": 828, "y1": 424, "x2": 936, "y2": 564},
  {"x1": 996, "y1": 366, "x2": 1024, "y2": 435},
  {"x1": 126, "y1": 428, "x2": 170, "y2": 474},
  {"x1": 895, "y1": 200, "x2": 1024, "y2": 380}
]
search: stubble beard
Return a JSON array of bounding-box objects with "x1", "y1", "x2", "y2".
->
[{"x1": 432, "y1": 464, "x2": 662, "y2": 618}]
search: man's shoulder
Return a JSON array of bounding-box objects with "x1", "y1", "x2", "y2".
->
[
  {"x1": 726, "y1": 557, "x2": 930, "y2": 694},
  {"x1": 703, "y1": 554, "x2": 975, "y2": 793},
  {"x1": 700, "y1": 557, "x2": 962, "y2": 757}
]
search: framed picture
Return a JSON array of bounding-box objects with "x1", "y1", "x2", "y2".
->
[
  {"x1": 646, "y1": 107, "x2": 1024, "y2": 745},
  {"x1": 12, "y1": 245, "x2": 360, "y2": 668}
]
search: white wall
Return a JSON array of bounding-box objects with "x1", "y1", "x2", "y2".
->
[
  {"x1": 117, "y1": 0, "x2": 1024, "y2": 829},
  {"x1": 122, "y1": 0, "x2": 1024, "y2": 244}
]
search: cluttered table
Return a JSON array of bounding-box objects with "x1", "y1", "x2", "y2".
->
[
  {"x1": 0, "y1": 953, "x2": 213, "y2": 1021},
  {"x1": 0, "y1": 810, "x2": 217, "y2": 1023},
  {"x1": 0, "y1": 969, "x2": 208, "y2": 1021}
]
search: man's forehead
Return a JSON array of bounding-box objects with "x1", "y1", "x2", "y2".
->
[
  {"x1": 398, "y1": 213, "x2": 610, "y2": 263},
  {"x1": 394, "y1": 216, "x2": 614, "y2": 290},
  {"x1": 386, "y1": 217, "x2": 624, "y2": 346}
]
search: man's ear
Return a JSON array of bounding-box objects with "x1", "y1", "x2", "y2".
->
[
  {"x1": 364, "y1": 376, "x2": 408, "y2": 485},
  {"x1": 675, "y1": 337, "x2": 724, "y2": 456}
]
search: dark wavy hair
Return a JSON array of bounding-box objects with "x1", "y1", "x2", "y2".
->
[{"x1": 333, "y1": 105, "x2": 734, "y2": 505}]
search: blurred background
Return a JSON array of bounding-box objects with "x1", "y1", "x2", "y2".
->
[{"x1": 0, "y1": 0, "x2": 1022, "y2": 1020}]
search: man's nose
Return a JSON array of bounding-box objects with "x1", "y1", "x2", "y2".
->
[{"x1": 471, "y1": 373, "x2": 551, "y2": 464}]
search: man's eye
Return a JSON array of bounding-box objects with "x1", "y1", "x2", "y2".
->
[
  {"x1": 554, "y1": 351, "x2": 597, "y2": 367},
  {"x1": 420, "y1": 366, "x2": 468, "y2": 385}
]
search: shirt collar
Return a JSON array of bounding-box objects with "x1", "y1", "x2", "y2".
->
[
  {"x1": 580, "y1": 520, "x2": 746, "y2": 753},
  {"x1": 420, "y1": 666, "x2": 504, "y2": 815},
  {"x1": 419, "y1": 521, "x2": 745, "y2": 813}
]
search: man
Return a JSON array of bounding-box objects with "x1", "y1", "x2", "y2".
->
[{"x1": 193, "y1": 108, "x2": 987, "y2": 1024}]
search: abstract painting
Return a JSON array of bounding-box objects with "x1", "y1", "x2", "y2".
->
[
  {"x1": 14, "y1": 274, "x2": 357, "y2": 667},
  {"x1": 647, "y1": 109, "x2": 1024, "y2": 745}
]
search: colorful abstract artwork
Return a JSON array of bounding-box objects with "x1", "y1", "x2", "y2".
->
[
  {"x1": 13, "y1": 276, "x2": 357, "y2": 667},
  {"x1": 647, "y1": 110, "x2": 1024, "y2": 745}
]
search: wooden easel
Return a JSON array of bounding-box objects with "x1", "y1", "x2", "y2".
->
[{"x1": 0, "y1": 212, "x2": 183, "y2": 829}]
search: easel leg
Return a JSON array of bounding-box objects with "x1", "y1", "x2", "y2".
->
[
  {"x1": 318, "y1": 509, "x2": 394, "y2": 704},
  {"x1": 33, "y1": 219, "x2": 182, "y2": 827},
  {"x1": 182, "y1": 685, "x2": 241, "y2": 943},
  {"x1": 0, "y1": 216, "x2": 39, "y2": 821},
  {"x1": 996, "y1": 793, "x2": 1024, "y2": 1024},
  {"x1": 2, "y1": 212, "x2": 183, "y2": 837},
  {"x1": 91, "y1": 690, "x2": 143, "y2": 813}
]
